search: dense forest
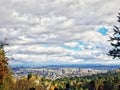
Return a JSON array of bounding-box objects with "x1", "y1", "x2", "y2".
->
[
  {"x1": 12, "y1": 69, "x2": 120, "y2": 90},
  {"x1": 1, "y1": 68, "x2": 120, "y2": 90}
]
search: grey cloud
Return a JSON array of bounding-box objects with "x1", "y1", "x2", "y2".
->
[{"x1": 0, "y1": 0, "x2": 120, "y2": 66}]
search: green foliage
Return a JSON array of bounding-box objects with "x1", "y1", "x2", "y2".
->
[{"x1": 108, "y1": 11, "x2": 120, "y2": 58}]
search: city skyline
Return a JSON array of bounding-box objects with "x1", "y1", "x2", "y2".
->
[{"x1": 0, "y1": 0, "x2": 120, "y2": 66}]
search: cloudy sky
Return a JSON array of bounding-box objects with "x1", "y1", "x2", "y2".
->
[{"x1": 0, "y1": 0, "x2": 120, "y2": 67}]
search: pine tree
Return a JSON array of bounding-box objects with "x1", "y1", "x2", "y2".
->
[{"x1": 108, "y1": 11, "x2": 120, "y2": 58}]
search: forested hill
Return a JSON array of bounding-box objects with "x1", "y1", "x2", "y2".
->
[{"x1": 1, "y1": 68, "x2": 120, "y2": 90}]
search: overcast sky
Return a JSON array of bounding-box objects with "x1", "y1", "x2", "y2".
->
[{"x1": 0, "y1": 0, "x2": 120, "y2": 67}]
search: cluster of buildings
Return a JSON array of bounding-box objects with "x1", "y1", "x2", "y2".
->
[{"x1": 13, "y1": 67, "x2": 108, "y2": 79}]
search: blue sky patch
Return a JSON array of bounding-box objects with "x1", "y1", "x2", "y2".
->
[
  {"x1": 78, "y1": 41, "x2": 88, "y2": 46},
  {"x1": 62, "y1": 45, "x2": 81, "y2": 51},
  {"x1": 97, "y1": 27, "x2": 108, "y2": 36},
  {"x1": 62, "y1": 41, "x2": 89, "y2": 51}
]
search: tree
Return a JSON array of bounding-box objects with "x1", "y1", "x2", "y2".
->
[
  {"x1": 0, "y1": 42, "x2": 12, "y2": 89},
  {"x1": 108, "y1": 11, "x2": 120, "y2": 58}
]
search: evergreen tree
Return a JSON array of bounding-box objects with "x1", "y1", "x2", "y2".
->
[{"x1": 108, "y1": 11, "x2": 120, "y2": 58}]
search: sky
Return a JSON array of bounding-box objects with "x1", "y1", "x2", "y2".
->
[{"x1": 0, "y1": 0, "x2": 120, "y2": 67}]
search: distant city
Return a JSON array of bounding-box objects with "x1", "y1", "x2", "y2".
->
[{"x1": 11, "y1": 64, "x2": 120, "y2": 79}]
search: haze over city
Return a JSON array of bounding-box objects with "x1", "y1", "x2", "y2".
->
[{"x1": 0, "y1": 0, "x2": 120, "y2": 67}]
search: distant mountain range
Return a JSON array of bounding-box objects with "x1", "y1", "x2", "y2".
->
[{"x1": 10, "y1": 64, "x2": 120, "y2": 70}]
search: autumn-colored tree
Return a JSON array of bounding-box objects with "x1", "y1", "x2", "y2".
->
[{"x1": 0, "y1": 43, "x2": 12, "y2": 89}]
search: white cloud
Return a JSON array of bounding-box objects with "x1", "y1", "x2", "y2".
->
[
  {"x1": 0, "y1": 0, "x2": 120, "y2": 66},
  {"x1": 64, "y1": 42, "x2": 79, "y2": 48}
]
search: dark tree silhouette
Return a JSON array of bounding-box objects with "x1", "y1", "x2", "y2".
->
[{"x1": 108, "y1": 11, "x2": 120, "y2": 59}]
